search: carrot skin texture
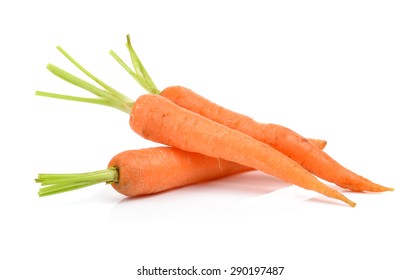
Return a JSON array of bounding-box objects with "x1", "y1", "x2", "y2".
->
[
  {"x1": 160, "y1": 86, "x2": 391, "y2": 193},
  {"x1": 129, "y1": 94, "x2": 355, "y2": 206},
  {"x1": 108, "y1": 147, "x2": 251, "y2": 196}
]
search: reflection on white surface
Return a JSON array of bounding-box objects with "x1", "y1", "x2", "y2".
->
[{"x1": 109, "y1": 170, "x2": 291, "y2": 221}]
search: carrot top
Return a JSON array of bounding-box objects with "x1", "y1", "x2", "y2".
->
[
  {"x1": 109, "y1": 35, "x2": 160, "y2": 95},
  {"x1": 35, "y1": 34, "x2": 175, "y2": 112},
  {"x1": 36, "y1": 167, "x2": 118, "y2": 197},
  {"x1": 110, "y1": 35, "x2": 161, "y2": 95},
  {"x1": 35, "y1": 36, "x2": 157, "y2": 114}
]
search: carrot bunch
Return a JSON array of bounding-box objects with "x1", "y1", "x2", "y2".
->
[{"x1": 35, "y1": 35, "x2": 393, "y2": 207}]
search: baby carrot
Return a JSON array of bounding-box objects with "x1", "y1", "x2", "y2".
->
[
  {"x1": 38, "y1": 141, "x2": 328, "y2": 196},
  {"x1": 160, "y1": 86, "x2": 392, "y2": 193},
  {"x1": 37, "y1": 147, "x2": 251, "y2": 197},
  {"x1": 38, "y1": 141, "x2": 327, "y2": 196},
  {"x1": 112, "y1": 35, "x2": 392, "y2": 193},
  {"x1": 36, "y1": 47, "x2": 355, "y2": 207}
]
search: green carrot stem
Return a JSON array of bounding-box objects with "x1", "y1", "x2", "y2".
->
[
  {"x1": 56, "y1": 46, "x2": 133, "y2": 104},
  {"x1": 37, "y1": 167, "x2": 118, "y2": 197},
  {"x1": 36, "y1": 46, "x2": 134, "y2": 114},
  {"x1": 47, "y1": 64, "x2": 114, "y2": 100},
  {"x1": 125, "y1": 35, "x2": 160, "y2": 94},
  {"x1": 110, "y1": 35, "x2": 161, "y2": 95},
  {"x1": 35, "y1": 91, "x2": 129, "y2": 113}
]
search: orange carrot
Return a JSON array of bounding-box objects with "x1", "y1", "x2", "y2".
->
[
  {"x1": 112, "y1": 35, "x2": 392, "y2": 193},
  {"x1": 159, "y1": 86, "x2": 392, "y2": 193},
  {"x1": 36, "y1": 48, "x2": 355, "y2": 207},
  {"x1": 134, "y1": 95, "x2": 354, "y2": 206},
  {"x1": 37, "y1": 147, "x2": 251, "y2": 197},
  {"x1": 38, "y1": 143, "x2": 328, "y2": 196}
]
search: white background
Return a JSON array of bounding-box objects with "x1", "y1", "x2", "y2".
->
[{"x1": 1, "y1": 1, "x2": 419, "y2": 279}]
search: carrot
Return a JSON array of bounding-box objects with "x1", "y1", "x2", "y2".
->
[
  {"x1": 38, "y1": 139, "x2": 327, "y2": 197},
  {"x1": 160, "y1": 86, "x2": 392, "y2": 193},
  {"x1": 111, "y1": 35, "x2": 393, "y2": 193},
  {"x1": 37, "y1": 147, "x2": 251, "y2": 197},
  {"x1": 38, "y1": 141, "x2": 327, "y2": 196},
  {"x1": 35, "y1": 47, "x2": 355, "y2": 207}
]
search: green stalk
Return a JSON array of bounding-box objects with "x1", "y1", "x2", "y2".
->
[
  {"x1": 36, "y1": 46, "x2": 134, "y2": 114},
  {"x1": 109, "y1": 34, "x2": 161, "y2": 95},
  {"x1": 37, "y1": 167, "x2": 118, "y2": 197},
  {"x1": 56, "y1": 46, "x2": 133, "y2": 104},
  {"x1": 47, "y1": 64, "x2": 113, "y2": 100},
  {"x1": 126, "y1": 35, "x2": 159, "y2": 93},
  {"x1": 35, "y1": 91, "x2": 128, "y2": 113}
]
